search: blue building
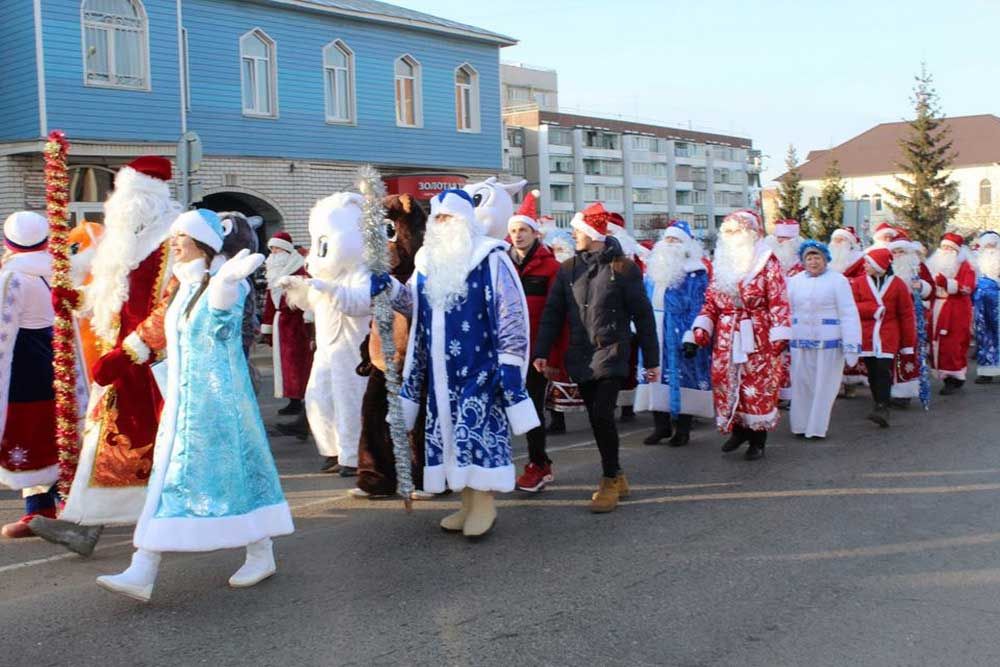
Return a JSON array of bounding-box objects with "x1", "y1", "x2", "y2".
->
[{"x1": 0, "y1": 0, "x2": 516, "y2": 238}]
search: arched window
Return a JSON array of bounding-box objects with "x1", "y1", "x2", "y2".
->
[
  {"x1": 323, "y1": 40, "x2": 355, "y2": 124},
  {"x1": 81, "y1": 0, "x2": 149, "y2": 90},
  {"x1": 240, "y1": 29, "x2": 277, "y2": 117},
  {"x1": 981, "y1": 179, "x2": 992, "y2": 206},
  {"x1": 394, "y1": 55, "x2": 422, "y2": 127},
  {"x1": 455, "y1": 64, "x2": 480, "y2": 132}
]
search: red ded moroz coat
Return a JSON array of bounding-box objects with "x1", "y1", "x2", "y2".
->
[{"x1": 850, "y1": 273, "x2": 916, "y2": 358}]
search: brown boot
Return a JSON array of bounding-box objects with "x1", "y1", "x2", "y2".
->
[
  {"x1": 615, "y1": 471, "x2": 630, "y2": 498},
  {"x1": 590, "y1": 477, "x2": 619, "y2": 513}
]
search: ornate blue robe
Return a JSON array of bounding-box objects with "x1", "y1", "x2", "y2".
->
[
  {"x1": 635, "y1": 265, "x2": 713, "y2": 418},
  {"x1": 133, "y1": 269, "x2": 293, "y2": 552},
  {"x1": 395, "y1": 237, "x2": 537, "y2": 493},
  {"x1": 975, "y1": 275, "x2": 1000, "y2": 376}
]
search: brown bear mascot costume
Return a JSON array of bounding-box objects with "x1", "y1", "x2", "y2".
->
[{"x1": 352, "y1": 194, "x2": 427, "y2": 498}]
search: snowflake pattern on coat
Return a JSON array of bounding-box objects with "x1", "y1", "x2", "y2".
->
[
  {"x1": 693, "y1": 253, "x2": 791, "y2": 433},
  {"x1": 974, "y1": 276, "x2": 1000, "y2": 372}
]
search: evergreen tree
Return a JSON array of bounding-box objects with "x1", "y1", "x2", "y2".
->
[
  {"x1": 808, "y1": 160, "x2": 845, "y2": 240},
  {"x1": 777, "y1": 144, "x2": 809, "y2": 225},
  {"x1": 884, "y1": 64, "x2": 959, "y2": 247}
]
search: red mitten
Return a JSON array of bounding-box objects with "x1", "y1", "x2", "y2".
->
[
  {"x1": 693, "y1": 328, "x2": 711, "y2": 347},
  {"x1": 934, "y1": 274, "x2": 948, "y2": 289},
  {"x1": 91, "y1": 347, "x2": 133, "y2": 387},
  {"x1": 50, "y1": 285, "x2": 81, "y2": 311}
]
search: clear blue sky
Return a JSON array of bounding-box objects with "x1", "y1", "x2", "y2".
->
[{"x1": 399, "y1": 0, "x2": 999, "y2": 182}]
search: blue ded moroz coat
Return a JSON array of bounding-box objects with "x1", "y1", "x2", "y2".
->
[
  {"x1": 635, "y1": 262, "x2": 713, "y2": 418},
  {"x1": 975, "y1": 274, "x2": 1000, "y2": 377},
  {"x1": 133, "y1": 263, "x2": 293, "y2": 552},
  {"x1": 394, "y1": 236, "x2": 539, "y2": 494}
]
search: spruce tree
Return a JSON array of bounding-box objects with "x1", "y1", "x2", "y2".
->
[
  {"x1": 777, "y1": 144, "x2": 809, "y2": 225},
  {"x1": 884, "y1": 64, "x2": 959, "y2": 247},
  {"x1": 808, "y1": 160, "x2": 845, "y2": 240}
]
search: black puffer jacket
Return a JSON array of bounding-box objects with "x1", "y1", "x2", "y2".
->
[{"x1": 534, "y1": 236, "x2": 658, "y2": 382}]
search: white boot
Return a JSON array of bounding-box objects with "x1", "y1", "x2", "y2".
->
[
  {"x1": 462, "y1": 490, "x2": 497, "y2": 538},
  {"x1": 229, "y1": 538, "x2": 276, "y2": 588},
  {"x1": 439, "y1": 488, "x2": 474, "y2": 532},
  {"x1": 96, "y1": 549, "x2": 161, "y2": 602}
]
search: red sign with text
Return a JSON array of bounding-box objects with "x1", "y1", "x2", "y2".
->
[{"x1": 384, "y1": 174, "x2": 468, "y2": 200}]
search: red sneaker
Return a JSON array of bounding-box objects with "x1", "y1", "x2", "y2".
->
[
  {"x1": 516, "y1": 462, "x2": 553, "y2": 493},
  {"x1": 1, "y1": 510, "x2": 53, "y2": 539}
]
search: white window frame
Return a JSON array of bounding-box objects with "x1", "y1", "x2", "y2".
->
[
  {"x1": 394, "y1": 54, "x2": 423, "y2": 128},
  {"x1": 80, "y1": 0, "x2": 151, "y2": 91},
  {"x1": 454, "y1": 63, "x2": 480, "y2": 133},
  {"x1": 240, "y1": 28, "x2": 278, "y2": 119},
  {"x1": 322, "y1": 40, "x2": 355, "y2": 125}
]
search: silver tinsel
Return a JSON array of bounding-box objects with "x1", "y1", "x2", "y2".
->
[{"x1": 357, "y1": 164, "x2": 414, "y2": 503}]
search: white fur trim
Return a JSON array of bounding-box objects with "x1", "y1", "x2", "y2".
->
[
  {"x1": 303, "y1": 310, "x2": 315, "y2": 324},
  {"x1": 260, "y1": 324, "x2": 274, "y2": 334},
  {"x1": 171, "y1": 210, "x2": 223, "y2": 252},
  {"x1": 570, "y1": 215, "x2": 606, "y2": 242},
  {"x1": 865, "y1": 254, "x2": 888, "y2": 273},
  {"x1": 919, "y1": 280, "x2": 932, "y2": 299},
  {"x1": 888, "y1": 238, "x2": 911, "y2": 252},
  {"x1": 977, "y1": 366, "x2": 1000, "y2": 377},
  {"x1": 507, "y1": 215, "x2": 540, "y2": 232},
  {"x1": 134, "y1": 502, "x2": 294, "y2": 552},
  {"x1": 0, "y1": 463, "x2": 58, "y2": 491},
  {"x1": 400, "y1": 396, "x2": 419, "y2": 430},
  {"x1": 267, "y1": 237, "x2": 295, "y2": 253},
  {"x1": 692, "y1": 315, "x2": 714, "y2": 336},
  {"x1": 941, "y1": 238, "x2": 961, "y2": 251},
  {"x1": 663, "y1": 226, "x2": 690, "y2": 243},
  {"x1": 734, "y1": 408, "x2": 779, "y2": 430},
  {"x1": 422, "y1": 463, "x2": 515, "y2": 494},
  {"x1": 935, "y1": 367, "x2": 967, "y2": 381},
  {"x1": 769, "y1": 325, "x2": 792, "y2": 342},
  {"x1": 122, "y1": 331, "x2": 151, "y2": 364},
  {"x1": 946, "y1": 278, "x2": 958, "y2": 295},
  {"x1": 774, "y1": 222, "x2": 799, "y2": 238},
  {"x1": 682, "y1": 329, "x2": 696, "y2": 345},
  {"x1": 899, "y1": 347, "x2": 915, "y2": 355},
  {"x1": 430, "y1": 191, "x2": 476, "y2": 223},
  {"x1": 505, "y1": 396, "x2": 541, "y2": 436},
  {"x1": 3, "y1": 211, "x2": 48, "y2": 247},
  {"x1": 498, "y1": 353, "x2": 523, "y2": 367}
]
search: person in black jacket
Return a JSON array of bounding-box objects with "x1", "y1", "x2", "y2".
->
[{"x1": 533, "y1": 203, "x2": 659, "y2": 513}]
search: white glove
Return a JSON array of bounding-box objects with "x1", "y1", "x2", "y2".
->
[
  {"x1": 277, "y1": 275, "x2": 306, "y2": 291},
  {"x1": 209, "y1": 249, "x2": 264, "y2": 310}
]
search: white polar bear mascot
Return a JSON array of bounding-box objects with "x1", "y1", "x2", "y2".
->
[
  {"x1": 280, "y1": 193, "x2": 372, "y2": 475},
  {"x1": 463, "y1": 177, "x2": 527, "y2": 239}
]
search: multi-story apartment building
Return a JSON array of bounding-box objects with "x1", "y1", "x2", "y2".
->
[
  {"x1": 0, "y1": 0, "x2": 515, "y2": 241},
  {"x1": 503, "y1": 107, "x2": 756, "y2": 240},
  {"x1": 501, "y1": 62, "x2": 558, "y2": 111}
]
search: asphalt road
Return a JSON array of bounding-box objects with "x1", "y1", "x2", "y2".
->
[{"x1": 3, "y1": 363, "x2": 1000, "y2": 666}]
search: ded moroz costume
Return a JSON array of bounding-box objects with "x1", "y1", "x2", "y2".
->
[
  {"x1": 927, "y1": 232, "x2": 976, "y2": 393},
  {"x1": 974, "y1": 231, "x2": 1000, "y2": 381}
]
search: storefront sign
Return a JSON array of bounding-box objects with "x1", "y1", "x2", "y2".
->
[{"x1": 384, "y1": 174, "x2": 468, "y2": 200}]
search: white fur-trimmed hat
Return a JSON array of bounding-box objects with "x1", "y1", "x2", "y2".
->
[
  {"x1": 3, "y1": 211, "x2": 48, "y2": 250},
  {"x1": 508, "y1": 189, "x2": 541, "y2": 232},
  {"x1": 170, "y1": 209, "x2": 225, "y2": 252},
  {"x1": 773, "y1": 219, "x2": 799, "y2": 239},
  {"x1": 431, "y1": 189, "x2": 476, "y2": 224}
]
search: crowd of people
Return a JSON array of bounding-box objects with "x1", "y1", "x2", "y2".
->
[{"x1": 0, "y1": 156, "x2": 997, "y2": 603}]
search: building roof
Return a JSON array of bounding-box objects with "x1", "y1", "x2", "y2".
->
[
  {"x1": 261, "y1": 0, "x2": 517, "y2": 45},
  {"x1": 504, "y1": 109, "x2": 752, "y2": 148},
  {"x1": 795, "y1": 114, "x2": 1000, "y2": 181}
]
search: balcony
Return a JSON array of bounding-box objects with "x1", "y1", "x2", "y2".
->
[{"x1": 582, "y1": 146, "x2": 622, "y2": 160}]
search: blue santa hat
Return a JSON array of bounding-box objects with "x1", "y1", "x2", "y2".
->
[
  {"x1": 979, "y1": 230, "x2": 1000, "y2": 247},
  {"x1": 799, "y1": 239, "x2": 831, "y2": 262},
  {"x1": 170, "y1": 208, "x2": 225, "y2": 252},
  {"x1": 662, "y1": 219, "x2": 693, "y2": 242},
  {"x1": 430, "y1": 189, "x2": 476, "y2": 224}
]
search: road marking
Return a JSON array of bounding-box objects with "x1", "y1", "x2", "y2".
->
[
  {"x1": 746, "y1": 531, "x2": 1000, "y2": 562},
  {"x1": 863, "y1": 469, "x2": 1000, "y2": 479}
]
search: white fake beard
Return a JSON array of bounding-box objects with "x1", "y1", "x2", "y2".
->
[
  {"x1": 646, "y1": 242, "x2": 688, "y2": 290},
  {"x1": 265, "y1": 252, "x2": 298, "y2": 287},
  {"x1": 767, "y1": 235, "x2": 802, "y2": 271},
  {"x1": 928, "y1": 250, "x2": 959, "y2": 279},
  {"x1": 978, "y1": 247, "x2": 1000, "y2": 280},
  {"x1": 892, "y1": 252, "x2": 920, "y2": 282},
  {"x1": 829, "y1": 243, "x2": 856, "y2": 273},
  {"x1": 423, "y1": 216, "x2": 477, "y2": 312},
  {"x1": 551, "y1": 243, "x2": 574, "y2": 263},
  {"x1": 69, "y1": 246, "x2": 95, "y2": 285},
  {"x1": 713, "y1": 232, "x2": 756, "y2": 297}
]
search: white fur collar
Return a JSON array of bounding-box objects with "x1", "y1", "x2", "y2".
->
[
  {"x1": 742, "y1": 242, "x2": 773, "y2": 285},
  {"x1": 173, "y1": 257, "x2": 209, "y2": 285},
  {"x1": 1, "y1": 250, "x2": 52, "y2": 278},
  {"x1": 414, "y1": 235, "x2": 507, "y2": 277},
  {"x1": 683, "y1": 254, "x2": 706, "y2": 274}
]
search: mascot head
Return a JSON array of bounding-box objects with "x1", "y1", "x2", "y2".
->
[
  {"x1": 462, "y1": 176, "x2": 527, "y2": 239},
  {"x1": 67, "y1": 221, "x2": 105, "y2": 285},
  {"x1": 218, "y1": 211, "x2": 263, "y2": 259},
  {"x1": 306, "y1": 192, "x2": 366, "y2": 280},
  {"x1": 383, "y1": 193, "x2": 426, "y2": 283}
]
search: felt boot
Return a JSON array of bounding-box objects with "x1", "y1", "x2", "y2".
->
[
  {"x1": 96, "y1": 549, "x2": 161, "y2": 602},
  {"x1": 229, "y1": 538, "x2": 277, "y2": 588},
  {"x1": 440, "y1": 488, "x2": 474, "y2": 532},
  {"x1": 28, "y1": 517, "x2": 104, "y2": 557},
  {"x1": 462, "y1": 491, "x2": 497, "y2": 538}
]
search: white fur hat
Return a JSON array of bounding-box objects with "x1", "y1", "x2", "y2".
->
[
  {"x1": 3, "y1": 211, "x2": 48, "y2": 250},
  {"x1": 431, "y1": 189, "x2": 476, "y2": 224},
  {"x1": 170, "y1": 209, "x2": 225, "y2": 252}
]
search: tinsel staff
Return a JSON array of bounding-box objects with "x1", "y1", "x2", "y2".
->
[
  {"x1": 357, "y1": 165, "x2": 414, "y2": 511},
  {"x1": 914, "y1": 289, "x2": 931, "y2": 410},
  {"x1": 44, "y1": 131, "x2": 79, "y2": 499}
]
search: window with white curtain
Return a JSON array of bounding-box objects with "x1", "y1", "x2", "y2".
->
[
  {"x1": 81, "y1": 0, "x2": 149, "y2": 90},
  {"x1": 240, "y1": 29, "x2": 277, "y2": 117},
  {"x1": 395, "y1": 55, "x2": 422, "y2": 127},
  {"x1": 455, "y1": 64, "x2": 479, "y2": 132},
  {"x1": 323, "y1": 40, "x2": 354, "y2": 123}
]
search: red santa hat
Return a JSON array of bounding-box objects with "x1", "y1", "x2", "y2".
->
[
  {"x1": 3, "y1": 211, "x2": 48, "y2": 251},
  {"x1": 267, "y1": 231, "x2": 295, "y2": 253},
  {"x1": 940, "y1": 232, "x2": 965, "y2": 250},
  {"x1": 124, "y1": 155, "x2": 172, "y2": 182},
  {"x1": 570, "y1": 202, "x2": 611, "y2": 242},
  {"x1": 831, "y1": 226, "x2": 859, "y2": 246},
  {"x1": 507, "y1": 189, "x2": 541, "y2": 232},
  {"x1": 887, "y1": 229, "x2": 913, "y2": 252},
  {"x1": 606, "y1": 212, "x2": 626, "y2": 236},
  {"x1": 720, "y1": 209, "x2": 763, "y2": 236},
  {"x1": 872, "y1": 222, "x2": 897, "y2": 242},
  {"x1": 865, "y1": 247, "x2": 893, "y2": 274},
  {"x1": 773, "y1": 219, "x2": 800, "y2": 239}
]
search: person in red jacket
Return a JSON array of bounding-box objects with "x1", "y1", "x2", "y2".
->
[
  {"x1": 508, "y1": 191, "x2": 564, "y2": 492},
  {"x1": 927, "y1": 232, "x2": 976, "y2": 394},
  {"x1": 850, "y1": 248, "x2": 916, "y2": 428}
]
